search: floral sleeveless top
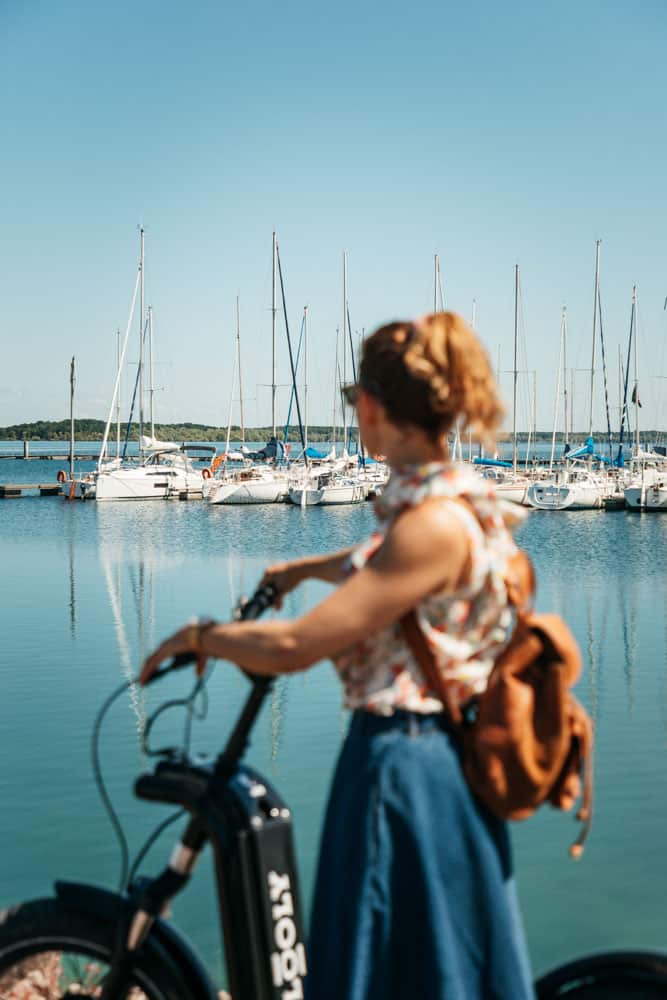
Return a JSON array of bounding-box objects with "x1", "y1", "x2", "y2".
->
[{"x1": 332, "y1": 462, "x2": 526, "y2": 716}]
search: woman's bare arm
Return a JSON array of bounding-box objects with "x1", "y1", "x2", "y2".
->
[
  {"x1": 263, "y1": 546, "x2": 356, "y2": 591},
  {"x1": 141, "y1": 500, "x2": 468, "y2": 683}
]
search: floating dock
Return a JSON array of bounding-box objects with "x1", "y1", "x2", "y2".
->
[{"x1": 0, "y1": 483, "x2": 64, "y2": 498}]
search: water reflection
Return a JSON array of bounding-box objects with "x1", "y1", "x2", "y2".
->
[
  {"x1": 100, "y1": 545, "x2": 147, "y2": 741},
  {"x1": 67, "y1": 516, "x2": 76, "y2": 640},
  {"x1": 516, "y1": 509, "x2": 667, "y2": 730},
  {"x1": 619, "y1": 581, "x2": 638, "y2": 717},
  {"x1": 585, "y1": 592, "x2": 600, "y2": 726},
  {"x1": 57, "y1": 502, "x2": 667, "y2": 758},
  {"x1": 270, "y1": 678, "x2": 289, "y2": 760}
]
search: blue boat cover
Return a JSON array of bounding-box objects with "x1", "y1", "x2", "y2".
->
[{"x1": 473, "y1": 457, "x2": 513, "y2": 468}]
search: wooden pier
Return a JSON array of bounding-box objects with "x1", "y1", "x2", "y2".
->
[
  {"x1": 0, "y1": 453, "x2": 98, "y2": 461},
  {"x1": 0, "y1": 483, "x2": 64, "y2": 498}
]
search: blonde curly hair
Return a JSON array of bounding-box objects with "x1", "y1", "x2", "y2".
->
[{"x1": 359, "y1": 312, "x2": 503, "y2": 449}]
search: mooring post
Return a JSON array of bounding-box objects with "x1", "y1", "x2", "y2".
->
[{"x1": 69, "y1": 356, "x2": 76, "y2": 481}]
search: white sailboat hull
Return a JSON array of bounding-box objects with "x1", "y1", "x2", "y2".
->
[
  {"x1": 494, "y1": 482, "x2": 530, "y2": 505},
  {"x1": 624, "y1": 484, "x2": 667, "y2": 510},
  {"x1": 208, "y1": 478, "x2": 287, "y2": 505},
  {"x1": 527, "y1": 481, "x2": 602, "y2": 510},
  {"x1": 288, "y1": 487, "x2": 324, "y2": 506},
  {"x1": 88, "y1": 467, "x2": 203, "y2": 501},
  {"x1": 288, "y1": 481, "x2": 366, "y2": 506},
  {"x1": 318, "y1": 483, "x2": 366, "y2": 504}
]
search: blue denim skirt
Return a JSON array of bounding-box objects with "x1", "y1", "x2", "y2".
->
[{"x1": 306, "y1": 710, "x2": 534, "y2": 1000}]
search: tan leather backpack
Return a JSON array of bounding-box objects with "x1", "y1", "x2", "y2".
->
[{"x1": 402, "y1": 544, "x2": 594, "y2": 858}]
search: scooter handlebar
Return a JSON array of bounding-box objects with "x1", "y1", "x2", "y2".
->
[{"x1": 144, "y1": 582, "x2": 280, "y2": 686}]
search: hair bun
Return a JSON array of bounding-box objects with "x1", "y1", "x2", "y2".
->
[{"x1": 361, "y1": 311, "x2": 504, "y2": 447}]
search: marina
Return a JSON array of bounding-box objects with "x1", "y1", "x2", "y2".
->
[
  {"x1": 4, "y1": 444, "x2": 667, "y2": 510},
  {"x1": 5, "y1": 228, "x2": 665, "y2": 512}
]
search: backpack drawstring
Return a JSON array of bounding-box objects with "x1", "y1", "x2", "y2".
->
[{"x1": 569, "y1": 715, "x2": 594, "y2": 859}]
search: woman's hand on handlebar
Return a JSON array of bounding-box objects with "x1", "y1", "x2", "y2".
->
[
  {"x1": 260, "y1": 561, "x2": 305, "y2": 609},
  {"x1": 139, "y1": 619, "x2": 215, "y2": 685}
]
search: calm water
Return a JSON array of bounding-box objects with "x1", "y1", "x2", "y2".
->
[{"x1": 2, "y1": 454, "x2": 667, "y2": 988}]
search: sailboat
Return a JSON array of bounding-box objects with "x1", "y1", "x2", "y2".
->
[
  {"x1": 527, "y1": 243, "x2": 607, "y2": 511},
  {"x1": 288, "y1": 253, "x2": 366, "y2": 506},
  {"x1": 83, "y1": 232, "x2": 214, "y2": 501},
  {"x1": 208, "y1": 289, "x2": 288, "y2": 505},
  {"x1": 477, "y1": 265, "x2": 532, "y2": 505},
  {"x1": 622, "y1": 287, "x2": 667, "y2": 509}
]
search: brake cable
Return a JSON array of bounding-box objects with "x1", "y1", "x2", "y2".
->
[
  {"x1": 91, "y1": 671, "x2": 211, "y2": 893},
  {"x1": 91, "y1": 679, "x2": 134, "y2": 892},
  {"x1": 92, "y1": 583, "x2": 278, "y2": 894}
]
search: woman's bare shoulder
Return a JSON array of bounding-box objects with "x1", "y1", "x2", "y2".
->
[{"x1": 376, "y1": 497, "x2": 470, "y2": 580}]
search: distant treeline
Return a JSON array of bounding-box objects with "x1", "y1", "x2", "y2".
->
[
  {"x1": 2, "y1": 420, "x2": 662, "y2": 443},
  {"x1": 0, "y1": 420, "x2": 352, "y2": 443}
]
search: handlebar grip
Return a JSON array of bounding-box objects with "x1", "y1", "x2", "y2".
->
[
  {"x1": 145, "y1": 583, "x2": 279, "y2": 686},
  {"x1": 143, "y1": 651, "x2": 197, "y2": 687},
  {"x1": 238, "y1": 582, "x2": 279, "y2": 621}
]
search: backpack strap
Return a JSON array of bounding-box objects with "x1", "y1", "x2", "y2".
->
[
  {"x1": 400, "y1": 608, "x2": 464, "y2": 726},
  {"x1": 504, "y1": 547, "x2": 536, "y2": 616},
  {"x1": 399, "y1": 494, "x2": 536, "y2": 722}
]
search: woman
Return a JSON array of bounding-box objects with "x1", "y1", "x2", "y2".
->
[{"x1": 141, "y1": 312, "x2": 534, "y2": 999}]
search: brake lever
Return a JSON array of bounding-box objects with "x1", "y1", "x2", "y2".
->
[{"x1": 143, "y1": 652, "x2": 197, "y2": 687}]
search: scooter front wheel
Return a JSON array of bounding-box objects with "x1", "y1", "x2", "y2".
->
[{"x1": 0, "y1": 897, "x2": 197, "y2": 1000}]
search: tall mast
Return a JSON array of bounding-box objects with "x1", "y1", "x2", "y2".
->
[
  {"x1": 434, "y1": 254, "x2": 438, "y2": 312},
  {"x1": 529, "y1": 370, "x2": 536, "y2": 466},
  {"x1": 69, "y1": 356, "x2": 76, "y2": 480},
  {"x1": 342, "y1": 251, "x2": 348, "y2": 455},
  {"x1": 304, "y1": 305, "x2": 309, "y2": 449},
  {"x1": 562, "y1": 307, "x2": 568, "y2": 448},
  {"x1": 222, "y1": 313, "x2": 238, "y2": 476},
  {"x1": 236, "y1": 296, "x2": 245, "y2": 445},
  {"x1": 148, "y1": 305, "x2": 155, "y2": 440},
  {"x1": 139, "y1": 226, "x2": 145, "y2": 456},
  {"x1": 468, "y1": 300, "x2": 476, "y2": 459},
  {"x1": 513, "y1": 264, "x2": 519, "y2": 475},
  {"x1": 550, "y1": 309, "x2": 566, "y2": 471},
  {"x1": 271, "y1": 231, "x2": 277, "y2": 439},
  {"x1": 633, "y1": 285, "x2": 639, "y2": 455},
  {"x1": 618, "y1": 345, "x2": 623, "y2": 435},
  {"x1": 98, "y1": 267, "x2": 141, "y2": 472},
  {"x1": 332, "y1": 327, "x2": 339, "y2": 454},
  {"x1": 589, "y1": 239, "x2": 601, "y2": 439},
  {"x1": 116, "y1": 329, "x2": 121, "y2": 457}
]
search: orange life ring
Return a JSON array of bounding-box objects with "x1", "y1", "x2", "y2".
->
[
  {"x1": 202, "y1": 467, "x2": 211, "y2": 479},
  {"x1": 57, "y1": 470, "x2": 67, "y2": 483}
]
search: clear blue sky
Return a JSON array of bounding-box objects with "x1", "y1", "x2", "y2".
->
[{"x1": 2, "y1": 0, "x2": 667, "y2": 434}]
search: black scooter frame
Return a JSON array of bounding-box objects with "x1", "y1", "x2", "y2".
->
[
  {"x1": 75, "y1": 584, "x2": 310, "y2": 1000},
  {"x1": 132, "y1": 753, "x2": 308, "y2": 1000}
]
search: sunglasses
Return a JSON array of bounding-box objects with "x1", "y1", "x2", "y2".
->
[{"x1": 342, "y1": 378, "x2": 384, "y2": 406}]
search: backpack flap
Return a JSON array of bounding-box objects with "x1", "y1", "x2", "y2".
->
[{"x1": 465, "y1": 614, "x2": 580, "y2": 811}]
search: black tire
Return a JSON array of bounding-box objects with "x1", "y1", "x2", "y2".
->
[
  {"x1": 536, "y1": 950, "x2": 667, "y2": 998},
  {"x1": 0, "y1": 897, "x2": 198, "y2": 1000}
]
